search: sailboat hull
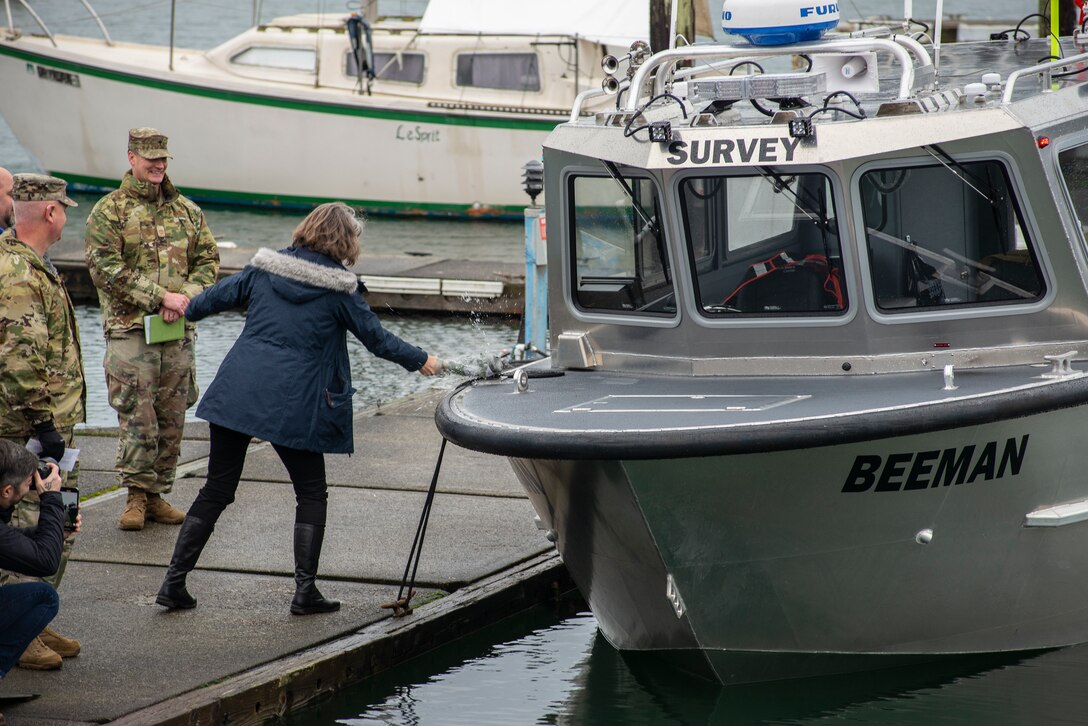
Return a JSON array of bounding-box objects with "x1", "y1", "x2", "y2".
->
[{"x1": 0, "y1": 39, "x2": 556, "y2": 217}]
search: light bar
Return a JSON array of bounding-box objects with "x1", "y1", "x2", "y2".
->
[{"x1": 689, "y1": 72, "x2": 827, "y2": 102}]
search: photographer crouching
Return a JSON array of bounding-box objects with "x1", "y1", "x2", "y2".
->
[{"x1": 0, "y1": 439, "x2": 79, "y2": 680}]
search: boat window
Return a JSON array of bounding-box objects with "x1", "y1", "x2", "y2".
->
[
  {"x1": 859, "y1": 160, "x2": 1044, "y2": 311},
  {"x1": 230, "y1": 46, "x2": 316, "y2": 73},
  {"x1": 679, "y1": 172, "x2": 847, "y2": 316},
  {"x1": 1058, "y1": 143, "x2": 1088, "y2": 241},
  {"x1": 455, "y1": 53, "x2": 540, "y2": 92},
  {"x1": 569, "y1": 174, "x2": 675, "y2": 315},
  {"x1": 344, "y1": 51, "x2": 426, "y2": 84}
]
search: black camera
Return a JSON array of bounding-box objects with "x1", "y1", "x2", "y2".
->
[
  {"x1": 60, "y1": 487, "x2": 79, "y2": 531},
  {"x1": 36, "y1": 458, "x2": 55, "y2": 482}
]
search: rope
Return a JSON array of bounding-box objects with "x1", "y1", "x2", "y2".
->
[
  {"x1": 379, "y1": 365, "x2": 510, "y2": 618},
  {"x1": 381, "y1": 436, "x2": 447, "y2": 618}
]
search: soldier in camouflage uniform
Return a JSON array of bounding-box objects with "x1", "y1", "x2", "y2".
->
[
  {"x1": 0, "y1": 166, "x2": 14, "y2": 231},
  {"x1": 0, "y1": 173, "x2": 86, "y2": 669},
  {"x1": 85, "y1": 129, "x2": 220, "y2": 531}
]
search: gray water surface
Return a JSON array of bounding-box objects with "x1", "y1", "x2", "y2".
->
[
  {"x1": 75, "y1": 303, "x2": 518, "y2": 427},
  {"x1": 290, "y1": 602, "x2": 1088, "y2": 725}
]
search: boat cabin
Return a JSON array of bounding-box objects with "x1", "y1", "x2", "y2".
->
[
  {"x1": 203, "y1": 13, "x2": 619, "y2": 114},
  {"x1": 435, "y1": 26, "x2": 1088, "y2": 686},
  {"x1": 546, "y1": 36, "x2": 1088, "y2": 377}
]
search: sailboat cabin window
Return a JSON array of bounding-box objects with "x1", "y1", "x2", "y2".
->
[
  {"x1": 230, "y1": 47, "x2": 316, "y2": 73},
  {"x1": 860, "y1": 159, "x2": 1044, "y2": 312},
  {"x1": 455, "y1": 53, "x2": 540, "y2": 92},
  {"x1": 679, "y1": 172, "x2": 847, "y2": 316},
  {"x1": 569, "y1": 174, "x2": 675, "y2": 316},
  {"x1": 344, "y1": 51, "x2": 426, "y2": 84},
  {"x1": 1058, "y1": 143, "x2": 1088, "y2": 243}
]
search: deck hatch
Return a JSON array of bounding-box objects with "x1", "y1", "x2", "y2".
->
[{"x1": 557, "y1": 394, "x2": 809, "y2": 414}]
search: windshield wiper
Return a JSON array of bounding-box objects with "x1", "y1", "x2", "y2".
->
[
  {"x1": 755, "y1": 166, "x2": 829, "y2": 230},
  {"x1": 603, "y1": 161, "x2": 658, "y2": 235},
  {"x1": 923, "y1": 144, "x2": 996, "y2": 205},
  {"x1": 602, "y1": 161, "x2": 671, "y2": 284}
]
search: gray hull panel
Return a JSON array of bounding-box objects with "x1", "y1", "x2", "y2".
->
[
  {"x1": 510, "y1": 458, "x2": 707, "y2": 661},
  {"x1": 508, "y1": 405, "x2": 1088, "y2": 684}
]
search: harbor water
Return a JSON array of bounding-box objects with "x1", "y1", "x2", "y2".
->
[
  {"x1": 290, "y1": 600, "x2": 1088, "y2": 725},
  {"x1": 1, "y1": 1, "x2": 1080, "y2": 724},
  {"x1": 73, "y1": 300, "x2": 519, "y2": 427}
]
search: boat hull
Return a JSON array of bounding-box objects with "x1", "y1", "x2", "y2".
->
[
  {"x1": 509, "y1": 405, "x2": 1088, "y2": 684},
  {"x1": 0, "y1": 41, "x2": 555, "y2": 217}
]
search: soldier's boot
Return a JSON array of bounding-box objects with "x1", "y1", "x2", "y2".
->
[
  {"x1": 118, "y1": 488, "x2": 147, "y2": 531},
  {"x1": 17, "y1": 637, "x2": 62, "y2": 671},
  {"x1": 290, "y1": 523, "x2": 340, "y2": 615},
  {"x1": 146, "y1": 493, "x2": 185, "y2": 525},
  {"x1": 156, "y1": 515, "x2": 215, "y2": 610},
  {"x1": 38, "y1": 627, "x2": 80, "y2": 658}
]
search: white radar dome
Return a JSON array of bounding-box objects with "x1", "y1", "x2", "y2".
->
[{"x1": 722, "y1": 0, "x2": 840, "y2": 46}]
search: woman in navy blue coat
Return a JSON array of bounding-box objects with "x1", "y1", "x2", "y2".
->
[{"x1": 155, "y1": 202, "x2": 441, "y2": 615}]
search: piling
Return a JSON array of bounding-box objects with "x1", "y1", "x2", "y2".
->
[{"x1": 523, "y1": 207, "x2": 548, "y2": 354}]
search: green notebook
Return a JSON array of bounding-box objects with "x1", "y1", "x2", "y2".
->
[{"x1": 143, "y1": 314, "x2": 184, "y2": 344}]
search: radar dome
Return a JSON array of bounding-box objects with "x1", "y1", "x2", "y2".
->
[{"x1": 722, "y1": 0, "x2": 840, "y2": 46}]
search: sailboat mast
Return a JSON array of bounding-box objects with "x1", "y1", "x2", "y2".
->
[{"x1": 650, "y1": 0, "x2": 693, "y2": 53}]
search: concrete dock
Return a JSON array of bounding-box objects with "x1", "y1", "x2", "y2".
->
[{"x1": 0, "y1": 390, "x2": 568, "y2": 724}]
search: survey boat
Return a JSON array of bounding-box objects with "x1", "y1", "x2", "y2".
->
[
  {"x1": 0, "y1": 0, "x2": 649, "y2": 217},
  {"x1": 437, "y1": 0, "x2": 1088, "y2": 684}
]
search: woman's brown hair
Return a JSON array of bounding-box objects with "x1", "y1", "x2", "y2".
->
[{"x1": 291, "y1": 202, "x2": 364, "y2": 265}]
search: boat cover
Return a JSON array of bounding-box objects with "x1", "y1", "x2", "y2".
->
[{"x1": 418, "y1": 0, "x2": 648, "y2": 47}]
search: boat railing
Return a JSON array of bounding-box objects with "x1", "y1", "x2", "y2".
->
[
  {"x1": 650, "y1": 35, "x2": 934, "y2": 100},
  {"x1": 623, "y1": 36, "x2": 932, "y2": 114},
  {"x1": 4, "y1": 0, "x2": 113, "y2": 47},
  {"x1": 570, "y1": 86, "x2": 611, "y2": 123},
  {"x1": 569, "y1": 57, "x2": 761, "y2": 121},
  {"x1": 1001, "y1": 51, "x2": 1088, "y2": 104}
]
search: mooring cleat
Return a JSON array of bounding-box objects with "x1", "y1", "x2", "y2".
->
[{"x1": 380, "y1": 592, "x2": 415, "y2": 618}]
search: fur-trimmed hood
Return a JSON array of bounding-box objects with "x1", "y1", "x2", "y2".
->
[{"x1": 251, "y1": 247, "x2": 360, "y2": 303}]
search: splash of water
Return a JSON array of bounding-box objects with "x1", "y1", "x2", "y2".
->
[{"x1": 441, "y1": 352, "x2": 507, "y2": 379}]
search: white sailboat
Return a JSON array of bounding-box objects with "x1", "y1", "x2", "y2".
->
[{"x1": 0, "y1": 0, "x2": 647, "y2": 217}]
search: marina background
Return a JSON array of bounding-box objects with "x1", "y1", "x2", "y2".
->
[
  {"x1": 2, "y1": 1, "x2": 1083, "y2": 724},
  {"x1": 0, "y1": 0, "x2": 1038, "y2": 427}
]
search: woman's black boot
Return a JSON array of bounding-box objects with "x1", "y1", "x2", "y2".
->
[
  {"x1": 155, "y1": 515, "x2": 215, "y2": 609},
  {"x1": 290, "y1": 523, "x2": 341, "y2": 615}
]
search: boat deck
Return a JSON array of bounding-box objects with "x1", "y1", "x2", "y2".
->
[{"x1": 439, "y1": 362, "x2": 1088, "y2": 458}]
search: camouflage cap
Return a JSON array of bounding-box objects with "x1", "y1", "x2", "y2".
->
[
  {"x1": 128, "y1": 127, "x2": 172, "y2": 159},
  {"x1": 11, "y1": 173, "x2": 78, "y2": 207}
]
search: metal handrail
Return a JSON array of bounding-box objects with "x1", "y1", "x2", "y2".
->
[
  {"x1": 1002, "y1": 51, "x2": 1088, "y2": 103},
  {"x1": 656, "y1": 35, "x2": 932, "y2": 97},
  {"x1": 626, "y1": 37, "x2": 920, "y2": 113},
  {"x1": 569, "y1": 87, "x2": 606, "y2": 123},
  {"x1": 890, "y1": 33, "x2": 933, "y2": 72},
  {"x1": 4, "y1": 0, "x2": 113, "y2": 46},
  {"x1": 77, "y1": 0, "x2": 113, "y2": 46},
  {"x1": 7, "y1": 0, "x2": 54, "y2": 46}
]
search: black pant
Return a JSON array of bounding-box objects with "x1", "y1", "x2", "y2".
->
[{"x1": 187, "y1": 423, "x2": 328, "y2": 526}]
